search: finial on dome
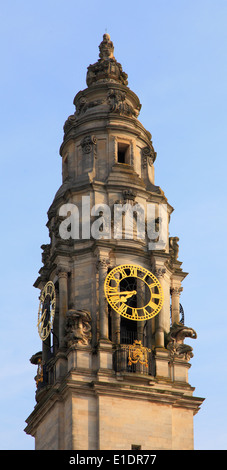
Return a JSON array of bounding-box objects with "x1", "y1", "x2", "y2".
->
[
  {"x1": 86, "y1": 33, "x2": 128, "y2": 87},
  {"x1": 99, "y1": 33, "x2": 115, "y2": 59}
]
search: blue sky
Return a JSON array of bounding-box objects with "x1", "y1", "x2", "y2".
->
[{"x1": 0, "y1": 0, "x2": 226, "y2": 450}]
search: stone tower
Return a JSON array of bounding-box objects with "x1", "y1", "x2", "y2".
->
[{"x1": 25, "y1": 34, "x2": 204, "y2": 450}]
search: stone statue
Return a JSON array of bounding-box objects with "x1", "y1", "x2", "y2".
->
[
  {"x1": 167, "y1": 322, "x2": 197, "y2": 361},
  {"x1": 65, "y1": 308, "x2": 92, "y2": 347},
  {"x1": 169, "y1": 237, "x2": 179, "y2": 262}
]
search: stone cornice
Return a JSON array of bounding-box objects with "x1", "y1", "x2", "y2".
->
[
  {"x1": 24, "y1": 371, "x2": 204, "y2": 437},
  {"x1": 73, "y1": 81, "x2": 141, "y2": 111},
  {"x1": 60, "y1": 113, "x2": 152, "y2": 156}
]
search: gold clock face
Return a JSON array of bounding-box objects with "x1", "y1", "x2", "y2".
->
[
  {"x1": 104, "y1": 264, "x2": 164, "y2": 321},
  {"x1": 37, "y1": 281, "x2": 56, "y2": 341}
]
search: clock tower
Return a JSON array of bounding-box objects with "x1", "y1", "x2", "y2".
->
[{"x1": 25, "y1": 34, "x2": 204, "y2": 450}]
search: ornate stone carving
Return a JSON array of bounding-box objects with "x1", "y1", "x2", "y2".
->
[
  {"x1": 99, "y1": 33, "x2": 114, "y2": 59},
  {"x1": 142, "y1": 145, "x2": 157, "y2": 168},
  {"x1": 57, "y1": 267, "x2": 69, "y2": 279},
  {"x1": 167, "y1": 322, "x2": 197, "y2": 361},
  {"x1": 107, "y1": 89, "x2": 140, "y2": 117},
  {"x1": 122, "y1": 189, "x2": 136, "y2": 203},
  {"x1": 30, "y1": 352, "x2": 44, "y2": 388},
  {"x1": 63, "y1": 114, "x2": 77, "y2": 135},
  {"x1": 41, "y1": 244, "x2": 51, "y2": 266},
  {"x1": 169, "y1": 237, "x2": 179, "y2": 262},
  {"x1": 170, "y1": 286, "x2": 183, "y2": 295},
  {"x1": 52, "y1": 214, "x2": 64, "y2": 240},
  {"x1": 76, "y1": 96, "x2": 87, "y2": 114},
  {"x1": 65, "y1": 309, "x2": 92, "y2": 347},
  {"x1": 86, "y1": 34, "x2": 128, "y2": 87},
  {"x1": 96, "y1": 258, "x2": 110, "y2": 270},
  {"x1": 153, "y1": 267, "x2": 166, "y2": 279},
  {"x1": 75, "y1": 97, "x2": 104, "y2": 117},
  {"x1": 80, "y1": 135, "x2": 97, "y2": 155}
]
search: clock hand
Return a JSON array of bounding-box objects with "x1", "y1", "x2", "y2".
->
[
  {"x1": 37, "y1": 308, "x2": 47, "y2": 327},
  {"x1": 109, "y1": 290, "x2": 137, "y2": 303},
  {"x1": 120, "y1": 290, "x2": 137, "y2": 302}
]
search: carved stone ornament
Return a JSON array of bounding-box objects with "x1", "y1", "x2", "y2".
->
[
  {"x1": 153, "y1": 267, "x2": 166, "y2": 279},
  {"x1": 65, "y1": 309, "x2": 92, "y2": 347},
  {"x1": 30, "y1": 352, "x2": 44, "y2": 389},
  {"x1": 86, "y1": 34, "x2": 128, "y2": 87},
  {"x1": 41, "y1": 244, "x2": 51, "y2": 266},
  {"x1": 170, "y1": 286, "x2": 183, "y2": 295},
  {"x1": 52, "y1": 214, "x2": 64, "y2": 240},
  {"x1": 74, "y1": 96, "x2": 105, "y2": 117},
  {"x1": 96, "y1": 258, "x2": 110, "y2": 270},
  {"x1": 80, "y1": 135, "x2": 97, "y2": 155},
  {"x1": 167, "y1": 322, "x2": 197, "y2": 361},
  {"x1": 63, "y1": 114, "x2": 77, "y2": 135},
  {"x1": 169, "y1": 237, "x2": 179, "y2": 262},
  {"x1": 107, "y1": 89, "x2": 140, "y2": 117},
  {"x1": 122, "y1": 189, "x2": 136, "y2": 202},
  {"x1": 99, "y1": 33, "x2": 114, "y2": 59},
  {"x1": 142, "y1": 145, "x2": 157, "y2": 168}
]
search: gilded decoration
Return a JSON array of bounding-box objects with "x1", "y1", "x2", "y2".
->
[
  {"x1": 122, "y1": 340, "x2": 151, "y2": 367},
  {"x1": 37, "y1": 281, "x2": 56, "y2": 341}
]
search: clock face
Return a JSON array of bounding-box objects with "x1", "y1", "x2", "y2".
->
[
  {"x1": 104, "y1": 264, "x2": 164, "y2": 321},
  {"x1": 37, "y1": 281, "x2": 56, "y2": 341}
]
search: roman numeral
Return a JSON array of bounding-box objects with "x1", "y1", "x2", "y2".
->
[
  {"x1": 118, "y1": 303, "x2": 128, "y2": 315},
  {"x1": 131, "y1": 308, "x2": 138, "y2": 319},
  {"x1": 148, "y1": 300, "x2": 160, "y2": 311},
  {"x1": 118, "y1": 266, "x2": 127, "y2": 278},
  {"x1": 151, "y1": 293, "x2": 161, "y2": 300},
  {"x1": 108, "y1": 286, "x2": 118, "y2": 293},
  {"x1": 129, "y1": 266, "x2": 137, "y2": 277}
]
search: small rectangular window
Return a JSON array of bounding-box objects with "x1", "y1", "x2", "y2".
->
[
  {"x1": 117, "y1": 143, "x2": 130, "y2": 164},
  {"x1": 131, "y1": 444, "x2": 141, "y2": 450}
]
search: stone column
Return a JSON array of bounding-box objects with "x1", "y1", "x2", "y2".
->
[
  {"x1": 154, "y1": 268, "x2": 166, "y2": 348},
  {"x1": 112, "y1": 271, "x2": 121, "y2": 344},
  {"x1": 42, "y1": 336, "x2": 50, "y2": 363},
  {"x1": 137, "y1": 277, "x2": 145, "y2": 343},
  {"x1": 97, "y1": 258, "x2": 110, "y2": 341},
  {"x1": 57, "y1": 268, "x2": 68, "y2": 348},
  {"x1": 53, "y1": 291, "x2": 59, "y2": 354},
  {"x1": 171, "y1": 286, "x2": 183, "y2": 324}
]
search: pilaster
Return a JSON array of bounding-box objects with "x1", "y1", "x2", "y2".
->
[
  {"x1": 171, "y1": 286, "x2": 183, "y2": 324},
  {"x1": 57, "y1": 267, "x2": 69, "y2": 349},
  {"x1": 96, "y1": 253, "x2": 110, "y2": 341}
]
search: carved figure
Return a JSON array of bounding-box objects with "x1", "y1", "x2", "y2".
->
[
  {"x1": 107, "y1": 89, "x2": 139, "y2": 117},
  {"x1": 167, "y1": 322, "x2": 197, "y2": 361},
  {"x1": 65, "y1": 309, "x2": 92, "y2": 346},
  {"x1": 99, "y1": 33, "x2": 114, "y2": 59},
  {"x1": 86, "y1": 34, "x2": 128, "y2": 87},
  {"x1": 169, "y1": 237, "x2": 179, "y2": 262}
]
